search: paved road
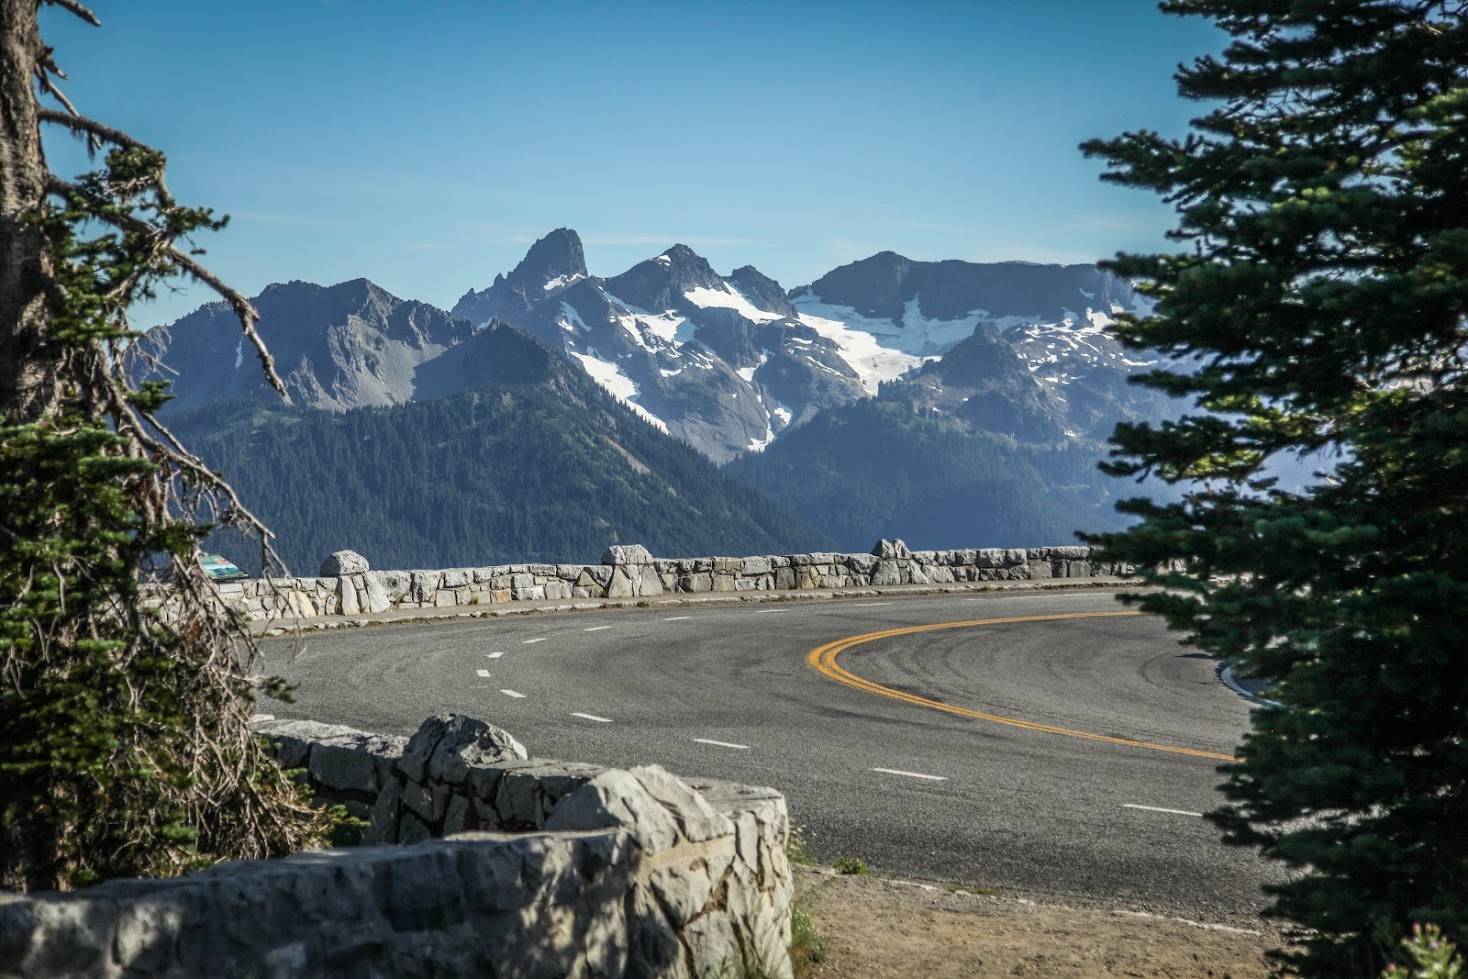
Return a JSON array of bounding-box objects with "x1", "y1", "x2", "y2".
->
[{"x1": 257, "y1": 588, "x2": 1278, "y2": 923}]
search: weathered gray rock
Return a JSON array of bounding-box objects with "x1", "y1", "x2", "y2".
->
[
  {"x1": 607, "y1": 566, "x2": 637, "y2": 599},
  {"x1": 602, "y1": 543, "x2": 653, "y2": 566},
  {"x1": 399, "y1": 714, "x2": 529, "y2": 786},
  {"x1": 319, "y1": 549, "x2": 370, "y2": 576},
  {"x1": 337, "y1": 575, "x2": 361, "y2": 615},
  {"x1": 628, "y1": 766, "x2": 732, "y2": 844},
  {"x1": 638, "y1": 566, "x2": 664, "y2": 597},
  {"x1": 546, "y1": 769, "x2": 682, "y2": 854},
  {"x1": 362, "y1": 571, "x2": 392, "y2": 613},
  {"x1": 740, "y1": 556, "x2": 773, "y2": 575},
  {"x1": 870, "y1": 559, "x2": 903, "y2": 586},
  {"x1": 871, "y1": 538, "x2": 911, "y2": 559}
]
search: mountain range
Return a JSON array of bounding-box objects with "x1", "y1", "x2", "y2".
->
[{"x1": 138, "y1": 230, "x2": 1179, "y2": 568}]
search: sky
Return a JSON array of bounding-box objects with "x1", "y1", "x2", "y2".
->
[{"x1": 41, "y1": 1, "x2": 1222, "y2": 329}]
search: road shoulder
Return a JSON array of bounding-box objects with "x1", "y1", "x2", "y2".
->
[{"x1": 796, "y1": 866, "x2": 1280, "y2": 979}]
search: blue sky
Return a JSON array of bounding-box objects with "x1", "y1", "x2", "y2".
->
[{"x1": 41, "y1": 1, "x2": 1220, "y2": 328}]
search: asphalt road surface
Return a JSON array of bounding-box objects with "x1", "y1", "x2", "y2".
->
[{"x1": 257, "y1": 588, "x2": 1279, "y2": 924}]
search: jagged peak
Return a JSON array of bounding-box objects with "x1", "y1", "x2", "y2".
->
[{"x1": 507, "y1": 228, "x2": 588, "y2": 291}]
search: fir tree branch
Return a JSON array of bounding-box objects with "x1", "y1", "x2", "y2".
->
[
  {"x1": 44, "y1": 0, "x2": 100, "y2": 27},
  {"x1": 37, "y1": 108, "x2": 148, "y2": 153},
  {"x1": 45, "y1": 174, "x2": 290, "y2": 401}
]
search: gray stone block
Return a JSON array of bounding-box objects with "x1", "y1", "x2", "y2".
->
[
  {"x1": 309, "y1": 741, "x2": 378, "y2": 795},
  {"x1": 602, "y1": 543, "x2": 653, "y2": 565},
  {"x1": 871, "y1": 538, "x2": 912, "y2": 559},
  {"x1": 740, "y1": 556, "x2": 772, "y2": 575},
  {"x1": 319, "y1": 549, "x2": 370, "y2": 577},
  {"x1": 607, "y1": 567, "x2": 637, "y2": 599},
  {"x1": 546, "y1": 769, "x2": 682, "y2": 854},
  {"x1": 638, "y1": 566, "x2": 664, "y2": 597},
  {"x1": 870, "y1": 559, "x2": 903, "y2": 586}
]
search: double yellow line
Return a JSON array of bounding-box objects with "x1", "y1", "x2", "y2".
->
[{"x1": 807, "y1": 610, "x2": 1238, "y2": 762}]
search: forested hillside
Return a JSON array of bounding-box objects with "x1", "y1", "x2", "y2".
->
[
  {"x1": 172, "y1": 341, "x2": 831, "y2": 574},
  {"x1": 725, "y1": 398, "x2": 1131, "y2": 551}
]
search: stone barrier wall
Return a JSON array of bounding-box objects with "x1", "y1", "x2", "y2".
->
[
  {"x1": 210, "y1": 540, "x2": 1131, "y2": 623},
  {"x1": 1, "y1": 714, "x2": 793, "y2": 979}
]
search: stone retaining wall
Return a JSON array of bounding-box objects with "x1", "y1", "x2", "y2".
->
[
  {"x1": 211, "y1": 540, "x2": 1130, "y2": 623},
  {"x1": 1, "y1": 714, "x2": 793, "y2": 979}
]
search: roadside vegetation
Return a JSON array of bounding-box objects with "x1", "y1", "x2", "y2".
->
[
  {"x1": 1084, "y1": 1, "x2": 1468, "y2": 974},
  {"x1": 0, "y1": 1, "x2": 330, "y2": 890}
]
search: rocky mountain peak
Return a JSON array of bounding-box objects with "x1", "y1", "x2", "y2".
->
[
  {"x1": 727, "y1": 265, "x2": 796, "y2": 319},
  {"x1": 506, "y1": 227, "x2": 587, "y2": 293},
  {"x1": 604, "y1": 243, "x2": 725, "y2": 312},
  {"x1": 799, "y1": 251, "x2": 916, "y2": 321}
]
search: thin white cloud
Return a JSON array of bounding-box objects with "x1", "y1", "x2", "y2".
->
[
  {"x1": 230, "y1": 210, "x2": 341, "y2": 227},
  {"x1": 1064, "y1": 212, "x2": 1173, "y2": 235},
  {"x1": 886, "y1": 219, "x2": 978, "y2": 235},
  {"x1": 580, "y1": 232, "x2": 769, "y2": 248},
  {"x1": 965, "y1": 242, "x2": 1104, "y2": 266}
]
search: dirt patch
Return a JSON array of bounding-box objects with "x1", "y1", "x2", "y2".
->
[{"x1": 796, "y1": 867, "x2": 1282, "y2": 979}]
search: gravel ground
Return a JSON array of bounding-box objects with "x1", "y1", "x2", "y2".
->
[{"x1": 795, "y1": 866, "x2": 1283, "y2": 979}]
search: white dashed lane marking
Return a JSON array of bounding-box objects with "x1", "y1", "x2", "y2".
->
[
  {"x1": 570, "y1": 712, "x2": 613, "y2": 723},
  {"x1": 871, "y1": 767, "x2": 948, "y2": 782},
  {"x1": 693, "y1": 738, "x2": 750, "y2": 750},
  {"x1": 662, "y1": 616, "x2": 692, "y2": 621},
  {"x1": 522, "y1": 638, "x2": 547, "y2": 644},
  {"x1": 849, "y1": 602, "x2": 893, "y2": 607},
  {"x1": 753, "y1": 609, "x2": 788, "y2": 615},
  {"x1": 584, "y1": 626, "x2": 612, "y2": 632},
  {"x1": 499, "y1": 689, "x2": 527, "y2": 699},
  {"x1": 486, "y1": 651, "x2": 505, "y2": 659},
  {"x1": 1122, "y1": 803, "x2": 1203, "y2": 818},
  {"x1": 476, "y1": 669, "x2": 491, "y2": 678}
]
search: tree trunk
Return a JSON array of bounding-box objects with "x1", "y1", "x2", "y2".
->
[{"x1": 0, "y1": 0, "x2": 56, "y2": 423}]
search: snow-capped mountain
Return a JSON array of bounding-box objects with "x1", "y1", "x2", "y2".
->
[
  {"x1": 142, "y1": 229, "x2": 1171, "y2": 464},
  {"x1": 448, "y1": 230, "x2": 1168, "y2": 461},
  {"x1": 452, "y1": 232, "x2": 865, "y2": 462},
  {"x1": 789, "y1": 250, "x2": 1169, "y2": 439}
]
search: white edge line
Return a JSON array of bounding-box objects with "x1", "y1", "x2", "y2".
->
[
  {"x1": 753, "y1": 609, "x2": 788, "y2": 614},
  {"x1": 475, "y1": 669, "x2": 491, "y2": 678},
  {"x1": 693, "y1": 738, "x2": 750, "y2": 750},
  {"x1": 849, "y1": 602, "x2": 893, "y2": 607},
  {"x1": 250, "y1": 713, "x2": 275, "y2": 722},
  {"x1": 522, "y1": 637, "x2": 547, "y2": 644},
  {"x1": 871, "y1": 767, "x2": 947, "y2": 781},
  {"x1": 570, "y1": 712, "x2": 613, "y2": 723},
  {"x1": 583, "y1": 625, "x2": 612, "y2": 632},
  {"x1": 662, "y1": 616, "x2": 692, "y2": 621},
  {"x1": 499, "y1": 689, "x2": 526, "y2": 699},
  {"x1": 1122, "y1": 803, "x2": 1204, "y2": 817}
]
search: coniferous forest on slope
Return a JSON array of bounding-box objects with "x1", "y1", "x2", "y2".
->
[
  {"x1": 725, "y1": 399, "x2": 1134, "y2": 552},
  {"x1": 172, "y1": 381, "x2": 833, "y2": 576}
]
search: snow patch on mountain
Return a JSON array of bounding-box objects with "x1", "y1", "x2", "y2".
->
[
  {"x1": 558, "y1": 302, "x2": 590, "y2": 334},
  {"x1": 544, "y1": 273, "x2": 584, "y2": 293},
  {"x1": 601, "y1": 290, "x2": 692, "y2": 347},
  {"x1": 571, "y1": 350, "x2": 669, "y2": 433},
  {"x1": 792, "y1": 295, "x2": 977, "y2": 394},
  {"x1": 684, "y1": 284, "x2": 784, "y2": 323}
]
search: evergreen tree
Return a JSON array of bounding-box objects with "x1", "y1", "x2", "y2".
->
[
  {"x1": 0, "y1": 1, "x2": 328, "y2": 890},
  {"x1": 1083, "y1": 2, "x2": 1468, "y2": 974}
]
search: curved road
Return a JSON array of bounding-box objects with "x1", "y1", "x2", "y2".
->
[{"x1": 257, "y1": 589, "x2": 1277, "y2": 923}]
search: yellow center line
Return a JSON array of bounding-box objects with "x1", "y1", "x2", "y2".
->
[{"x1": 806, "y1": 610, "x2": 1238, "y2": 762}]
